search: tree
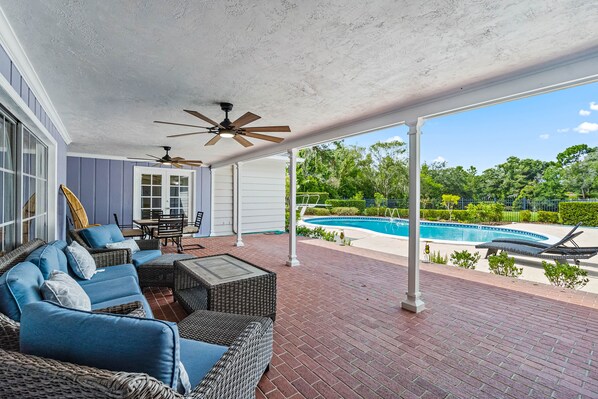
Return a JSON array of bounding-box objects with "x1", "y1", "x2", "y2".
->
[
  {"x1": 441, "y1": 194, "x2": 460, "y2": 220},
  {"x1": 366, "y1": 140, "x2": 408, "y2": 200},
  {"x1": 557, "y1": 144, "x2": 595, "y2": 167},
  {"x1": 562, "y1": 151, "x2": 598, "y2": 198}
]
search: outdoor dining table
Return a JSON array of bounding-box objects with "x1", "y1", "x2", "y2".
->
[{"x1": 133, "y1": 218, "x2": 188, "y2": 238}]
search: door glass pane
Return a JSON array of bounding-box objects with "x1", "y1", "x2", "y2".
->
[
  {"x1": 170, "y1": 175, "x2": 179, "y2": 185},
  {"x1": 142, "y1": 186, "x2": 151, "y2": 196},
  {"x1": 152, "y1": 186, "x2": 161, "y2": 196},
  {"x1": 141, "y1": 174, "x2": 151, "y2": 184},
  {"x1": 4, "y1": 119, "x2": 14, "y2": 171},
  {"x1": 4, "y1": 171, "x2": 14, "y2": 223},
  {"x1": 180, "y1": 176, "x2": 189, "y2": 186},
  {"x1": 152, "y1": 198, "x2": 161, "y2": 208},
  {"x1": 0, "y1": 117, "x2": 4, "y2": 169},
  {"x1": 28, "y1": 132, "x2": 36, "y2": 176},
  {"x1": 152, "y1": 175, "x2": 162, "y2": 185}
]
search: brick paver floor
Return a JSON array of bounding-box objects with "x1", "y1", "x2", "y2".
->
[{"x1": 146, "y1": 234, "x2": 598, "y2": 398}]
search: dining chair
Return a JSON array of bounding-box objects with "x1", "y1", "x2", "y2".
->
[
  {"x1": 113, "y1": 214, "x2": 144, "y2": 239},
  {"x1": 151, "y1": 214, "x2": 185, "y2": 253},
  {"x1": 182, "y1": 211, "x2": 204, "y2": 250}
]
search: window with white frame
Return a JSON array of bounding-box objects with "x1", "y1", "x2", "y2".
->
[{"x1": 0, "y1": 106, "x2": 48, "y2": 254}]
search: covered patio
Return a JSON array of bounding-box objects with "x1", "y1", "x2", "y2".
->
[{"x1": 153, "y1": 234, "x2": 598, "y2": 398}]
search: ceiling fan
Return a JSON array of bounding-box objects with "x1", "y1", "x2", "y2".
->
[
  {"x1": 154, "y1": 102, "x2": 291, "y2": 148},
  {"x1": 127, "y1": 146, "x2": 203, "y2": 168}
]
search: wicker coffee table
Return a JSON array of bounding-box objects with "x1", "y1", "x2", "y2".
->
[
  {"x1": 174, "y1": 254, "x2": 277, "y2": 320},
  {"x1": 137, "y1": 253, "x2": 197, "y2": 288}
]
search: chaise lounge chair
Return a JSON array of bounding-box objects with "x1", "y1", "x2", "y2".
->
[{"x1": 476, "y1": 223, "x2": 598, "y2": 264}]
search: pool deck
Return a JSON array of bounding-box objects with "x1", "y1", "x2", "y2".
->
[{"x1": 307, "y1": 221, "x2": 598, "y2": 293}]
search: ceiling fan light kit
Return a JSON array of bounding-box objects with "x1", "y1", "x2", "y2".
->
[{"x1": 156, "y1": 102, "x2": 291, "y2": 148}]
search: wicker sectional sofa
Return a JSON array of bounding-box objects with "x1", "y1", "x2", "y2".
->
[{"x1": 0, "y1": 239, "x2": 273, "y2": 398}]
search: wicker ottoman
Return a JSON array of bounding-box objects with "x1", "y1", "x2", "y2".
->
[
  {"x1": 174, "y1": 254, "x2": 277, "y2": 320},
  {"x1": 137, "y1": 253, "x2": 197, "y2": 288}
]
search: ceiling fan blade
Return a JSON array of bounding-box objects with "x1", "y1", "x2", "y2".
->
[
  {"x1": 232, "y1": 112, "x2": 260, "y2": 128},
  {"x1": 167, "y1": 131, "x2": 211, "y2": 138},
  {"x1": 184, "y1": 110, "x2": 224, "y2": 128},
  {"x1": 172, "y1": 163, "x2": 183, "y2": 169},
  {"x1": 171, "y1": 157, "x2": 183, "y2": 161},
  {"x1": 205, "y1": 135, "x2": 221, "y2": 146},
  {"x1": 145, "y1": 154, "x2": 161, "y2": 159},
  {"x1": 150, "y1": 163, "x2": 161, "y2": 168},
  {"x1": 243, "y1": 125, "x2": 291, "y2": 132},
  {"x1": 180, "y1": 160, "x2": 203, "y2": 163},
  {"x1": 233, "y1": 135, "x2": 254, "y2": 147},
  {"x1": 243, "y1": 132, "x2": 284, "y2": 143},
  {"x1": 154, "y1": 120, "x2": 210, "y2": 129}
]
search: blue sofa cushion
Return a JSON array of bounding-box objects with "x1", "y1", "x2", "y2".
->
[
  {"x1": 75, "y1": 264, "x2": 138, "y2": 286},
  {"x1": 25, "y1": 244, "x2": 69, "y2": 280},
  {"x1": 48, "y1": 240, "x2": 69, "y2": 270},
  {"x1": 132, "y1": 250, "x2": 162, "y2": 267},
  {"x1": 65, "y1": 241, "x2": 97, "y2": 280},
  {"x1": 91, "y1": 294, "x2": 154, "y2": 318},
  {"x1": 0, "y1": 262, "x2": 44, "y2": 321},
  {"x1": 79, "y1": 224, "x2": 125, "y2": 248},
  {"x1": 81, "y1": 276, "x2": 141, "y2": 305},
  {"x1": 179, "y1": 337, "x2": 228, "y2": 389},
  {"x1": 21, "y1": 301, "x2": 181, "y2": 389}
]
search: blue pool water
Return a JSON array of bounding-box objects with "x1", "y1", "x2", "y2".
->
[{"x1": 304, "y1": 217, "x2": 548, "y2": 243}]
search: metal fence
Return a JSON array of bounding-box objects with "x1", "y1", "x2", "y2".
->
[{"x1": 361, "y1": 198, "x2": 598, "y2": 223}]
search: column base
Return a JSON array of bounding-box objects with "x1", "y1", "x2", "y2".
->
[
  {"x1": 235, "y1": 240, "x2": 245, "y2": 247},
  {"x1": 286, "y1": 258, "x2": 300, "y2": 267},
  {"x1": 401, "y1": 294, "x2": 425, "y2": 313}
]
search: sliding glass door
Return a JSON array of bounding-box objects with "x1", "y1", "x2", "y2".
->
[{"x1": 0, "y1": 107, "x2": 48, "y2": 255}]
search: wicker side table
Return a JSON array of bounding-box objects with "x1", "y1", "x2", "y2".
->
[
  {"x1": 174, "y1": 254, "x2": 277, "y2": 321},
  {"x1": 137, "y1": 253, "x2": 197, "y2": 288}
]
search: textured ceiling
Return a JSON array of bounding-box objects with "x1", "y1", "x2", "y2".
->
[{"x1": 1, "y1": 0, "x2": 597, "y2": 164}]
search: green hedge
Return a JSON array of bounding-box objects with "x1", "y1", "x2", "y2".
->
[
  {"x1": 537, "y1": 211, "x2": 560, "y2": 224},
  {"x1": 297, "y1": 192, "x2": 329, "y2": 204},
  {"x1": 559, "y1": 202, "x2": 598, "y2": 226},
  {"x1": 519, "y1": 210, "x2": 532, "y2": 222},
  {"x1": 330, "y1": 207, "x2": 360, "y2": 216},
  {"x1": 364, "y1": 207, "x2": 387, "y2": 216},
  {"x1": 304, "y1": 207, "x2": 331, "y2": 216},
  {"x1": 326, "y1": 199, "x2": 366, "y2": 213}
]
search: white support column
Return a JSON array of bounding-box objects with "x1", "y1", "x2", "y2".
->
[
  {"x1": 286, "y1": 148, "x2": 300, "y2": 266},
  {"x1": 401, "y1": 119, "x2": 426, "y2": 313},
  {"x1": 235, "y1": 162, "x2": 244, "y2": 247},
  {"x1": 209, "y1": 167, "x2": 215, "y2": 237}
]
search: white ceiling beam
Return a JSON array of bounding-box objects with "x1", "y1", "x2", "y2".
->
[{"x1": 212, "y1": 48, "x2": 598, "y2": 168}]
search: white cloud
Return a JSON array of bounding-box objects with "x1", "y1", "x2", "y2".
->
[
  {"x1": 590, "y1": 102, "x2": 598, "y2": 111},
  {"x1": 579, "y1": 109, "x2": 591, "y2": 116},
  {"x1": 557, "y1": 128, "x2": 570, "y2": 133},
  {"x1": 383, "y1": 135, "x2": 404, "y2": 143},
  {"x1": 574, "y1": 122, "x2": 598, "y2": 134},
  {"x1": 432, "y1": 156, "x2": 446, "y2": 163},
  {"x1": 539, "y1": 134, "x2": 550, "y2": 140}
]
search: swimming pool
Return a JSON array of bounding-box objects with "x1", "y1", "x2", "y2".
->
[{"x1": 303, "y1": 217, "x2": 548, "y2": 244}]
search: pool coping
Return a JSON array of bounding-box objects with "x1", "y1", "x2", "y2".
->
[{"x1": 301, "y1": 216, "x2": 558, "y2": 246}]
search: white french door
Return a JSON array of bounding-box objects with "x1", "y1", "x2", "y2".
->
[{"x1": 133, "y1": 167, "x2": 195, "y2": 219}]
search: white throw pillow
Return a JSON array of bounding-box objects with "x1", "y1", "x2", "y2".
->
[
  {"x1": 65, "y1": 241, "x2": 97, "y2": 280},
  {"x1": 106, "y1": 239, "x2": 140, "y2": 254},
  {"x1": 40, "y1": 270, "x2": 91, "y2": 311}
]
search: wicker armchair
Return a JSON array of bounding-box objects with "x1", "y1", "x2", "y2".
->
[
  {"x1": 68, "y1": 229, "x2": 161, "y2": 264},
  {"x1": 0, "y1": 312, "x2": 272, "y2": 398}
]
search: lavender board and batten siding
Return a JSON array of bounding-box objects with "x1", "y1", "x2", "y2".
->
[{"x1": 66, "y1": 157, "x2": 211, "y2": 236}]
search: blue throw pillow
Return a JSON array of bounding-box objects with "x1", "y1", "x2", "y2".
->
[
  {"x1": 21, "y1": 301, "x2": 183, "y2": 390},
  {"x1": 79, "y1": 225, "x2": 125, "y2": 248},
  {"x1": 0, "y1": 262, "x2": 44, "y2": 321},
  {"x1": 25, "y1": 244, "x2": 68, "y2": 280},
  {"x1": 65, "y1": 241, "x2": 97, "y2": 280}
]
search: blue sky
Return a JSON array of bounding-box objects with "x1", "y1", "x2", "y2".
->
[{"x1": 344, "y1": 82, "x2": 598, "y2": 171}]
